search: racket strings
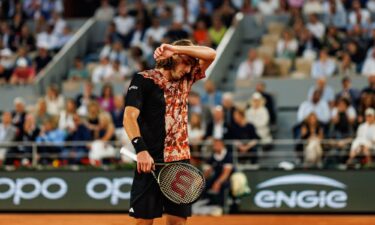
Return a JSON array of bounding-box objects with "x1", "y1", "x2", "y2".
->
[{"x1": 158, "y1": 163, "x2": 205, "y2": 204}]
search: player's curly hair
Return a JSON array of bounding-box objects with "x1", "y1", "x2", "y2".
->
[{"x1": 155, "y1": 39, "x2": 198, "y2": 70}]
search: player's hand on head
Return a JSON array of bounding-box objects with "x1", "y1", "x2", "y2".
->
[
  {"x1": 137, "y1": 150, "x2": 154, "y2": 173},
  {"x1": 154, "y1": 44, "x2": 175, "y2": 60}
]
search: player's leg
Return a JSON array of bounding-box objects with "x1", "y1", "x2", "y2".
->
[
  {"x1": 165, "y1": 214, "x2": 187, "y2": 225},
  {"x1": 134, "y1": 218, "x2": 154, "y2": 225}
]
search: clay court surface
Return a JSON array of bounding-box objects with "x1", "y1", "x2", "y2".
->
[{"x1": 1, "y1": 214, "x2": 375, "y2": 225}]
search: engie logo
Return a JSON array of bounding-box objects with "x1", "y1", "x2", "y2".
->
[
  {"x1": 0, "y1": 177, "x2": 68, "y2": 205},
  {"x1": 254, "y1": 174, "x2": 347, "y2": 209}
]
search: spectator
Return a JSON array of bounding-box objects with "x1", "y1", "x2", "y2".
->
[
  {"x1": 17, "y1": 25, "x2": 36, "y2": 52},
  {"x1": 34, "y1": 98, "x2": 52, "y2": 128},
  {"x1": 128, "y1": 0, "x2": 151, "y2": 28},
  {"x1": 91, "y1": 56, "x2": 112, "y2": 83},
  {"x1": 94, "y1": 0, "x2": 115, "y2": 21},
  {"x1": 0, "y1": 22, "x2": 16, "y2": 51},
  {"x1": 236, "y1": 48, "x2": 264, "y2": 80},
  {"x1": 163, "y1": 21, "x2": 190, "y2": 43},
  {"x1": 151, "y1": 0, "x2": 173, "y2": 27},
  {"x1": 188, "y1": 91, "x2": 212, "y2": 126},
  {"x1": 10, "y1": 11, "x2": 25, "y2": 35},
  {"x1": 89, "y1": 112, "x2": 116, "y2": 165},
  {"x1": 188, "y1": 112, "x2": 205, "y2": 154},
  {"x1": 322, "y1": 26, "x2": 344, "y2": 57},
  {"x1": 62, "y1": 114, "x2": 92, "y2": 165},
  {"x1": 346, "y1": 41, "x2": 365, "y2": 73},
  {"x1": 36, "y1": 116, "x2": 66, "y2": 165},
  {"x1": 144, "y1": 18, "x2": 167, "y2": 48},
  {"x1": 9, "y1": 57, "x2": 35, "y2": 85},
  {"x1": 362, "y1": 75, "x2": 375, "y2": 95},
  {"x1": 85, "y1": 100, "x2": 101, "y2": 139},
  {"x1": 98, "y1": 83, "x2": 115, "y2": 113},
  {"x1": 100, "y1": 40, "x2": 128, "y2": 66},
  {"x1": 67, "y1": 57, "x2": 89, "y2": 81},
  {"x1": 110, "y1": 95, "x2": 128, "y2": 144},
  {"x1": 338, "y1": 53, "x2": 357, "y2": 76},
  {"x1": 336, "y1": 77, "x2": 360, "y2": 107},
  {"x1": 323, "y1": 0, "x2": 347, "y2": 29},
  {"x1": 34, "y1": 43, "x2": 52, "y2": 73},
  {"x1": 114, "y1": 4, "x2": 135, "y2": 47},
  {"x1": 221, "y1": 92, "x2": 236, "y2": 127},
  {"x1": 37, "y1": 25, "x2": 59, "y2": 51},
  {"x1": 297, "y1": 90, "x2": 331, "y2": 124},
  {"x1": 173, "y1": 0, "x2": 196, "y2": 25},
  {"x1": 357, "y1": 93, "x2": 375, "y2": 124},
  {"x1": 276, "y1": 30, "x2": 298, "y2": 59},
  {"x1": 303, "y1": 0, "x2": 323, "y2": 15},
  {"x1": 55, "y1": 26, "x2": 73, "y2": 50},
  {"x1": 129, "y1": 19, "x2": 148, "y2": 52},
  {"x1": 297, "y1": 28, "x2": 320, "y2": 60},
  {"x1": 216, "y1": 0, "x2": 236, "y2": 27},
  {"x1": 209, "y1": 15, "x2": 227, "y2": 48},
  {"x1": 311, "y1": 49, "x2": 336, "y2": 79},
  {"x1": 331, "y1": 97, "x2": 356, "y2": 139},
  {"x1": 204, "y1": 106, "x2": 230, "y2": 140},
  {"x1": 45, "y1": 85, "x2": 65, "y2": 116},
  {"x1": 201, "y1": 80, "x2": 222, "y2": 108},
  {"x1": 76, "y1": 82, "x2": 98, "y2": 116},
  {"x1": 203, "y1": 138, "x2": 233, "y2": 209},
  {"x1": 300, "y1": 112, "x2": 324, "y2": 168},
  {"x1": 229, "y1": 108, "x2": 260, "y2": 164},
  {"x1": 255, "y1": 82, "x2": 277, "y2": 126},
  {"x1": 348, "y1": 0, "x2": 370, "y2": 26},
  {"x1": 347, "y1": 108, "x2": 375, "y2": 166},
  {"x1": 0, "y1": 48, "x2": 14, "y2": 84},
  {"x1": 361, "y1": 49, "x2": 375, "y2": 76},
  {"x1": 245, "y1": 92, "x2": 272, "y2": 144},
  {"x1": 0, "y1": 112, "x2": 17, "y2": 165},
  {"x1": 107, "y1": 60, "x2": 131, "y2": 81},
  {"x1": 193, "y1": 19, "x2": 211, "y2": 46},
  {"x1": 11, "y1": 97, "x2": 26, "y2": 132},
  {"x1": 257, "y1": 0, "x2": 279, "y2": 15},
  {"x1": 306, "y1": 14, "x2": 326, "y2": 40},
  {"x1": 367, "y1": 0, "x2": 375, "y2": 12},
  {"x1": 262, "y1": 55, "x2": 281, "y2": 77},
  {"x1": 58, "y1": 98, "x2": 76, "y2": 131},
  {"x1": 49, "y1": 11, "x2": 66, "y2": 36},
  {"x1": 307, "y1": 77, "x2": 335, "y2": 106}
]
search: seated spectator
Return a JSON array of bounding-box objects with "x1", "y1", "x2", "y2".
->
[
  {"x1": 55, "y1": 26, "x2": 73, "y2": 50},
  {"x1": 262, "y1": 55, "x2": 281, "y2": 77},
  {"x1": 303, "y1": 0, "x2": 324, "y2": 15},
  {"x1": 36, "y1": 117, "x2": 66, "y2": 165},
  {"x1": 204, "y1": 106, "x2": 230, "y2": 140},
  {"x1": 145, "y1": 18, "x2": 167, "y2": 48},
  {"x1": 129, "y1": 19, "x2": 148, "y2": 52},
  {"x1": 336, "y1": 77, "x2": 360, "y2": 107},
  {"x1": 361, "y1": 75, "x2": 375, "y2": 95},
  {"x1": 322, "y1": 26, "x2": 344, "y2": 57},
  {"x1": 173, "y1": 0, "x2": 197, "y2": 25},
  {"x1": 104, "y1": 22, "x2": 122, "y2": 45},
  {"x1": 306, "y1": 14, "x2": 326, "y2": 40},
  {"x1": 67, "y1": 57, "x2": 89, "y2": 81},
  {"x1": 34, "y1": 43, "x2": 52, "y2": 73},
  {"x1": 37, "y1": 25, "x2": 59, "y2": 51},
  {"x1": 34, "y1": 98, "x2": 52, "y2": 128},
  {"x1": 357, "y1": 93, "x2": 375, "y2": 124},
  {"x1": 331, "y1": 97, "x2": 356, "y2": 139},
  {"x1": 0, "y1": 112, "x2": 17, "y2": 165},
  {"x1": 114, "y1": 5, "x2": 136, "y2": 47},
  {"x1": 297, "y1": 28, "x2": 320, "y2": 60},
  {"x1": 297, "y1": 90, "x2": 331, "y2": 124},
  {"x1": 0, "y1": 22, "x2": 17, "y2": 51},
  {"x1": 94, "y1": 0, "x2": 115, "y2": 21},
  {"x1": 10, "y1": 57, "x2": 36, "y2": 85},
  {"x1": 76, "y1": 82, "x2": 98, "y2": 116},
  {"x1": 62, "y1": 114, "x2": 92, "y2": 165},
  {"x1": 347, "y1": 108, "x2": 375, "y2": 166},
  {"x1": 201, "y1": 80, "x2": 222, "y2": 109},
  {"x1": 221, "y1": 92, "x2": 236, "y2": 127},
  {"x1": 107, "y1": 60, "x2": 131, "y2": 81},
  {"x1": 58, "y1": 98, "x2": 76, "y2": 131},
  {"x1": 361, "y1": 49, "x2": 375, "y2": 76},
  {"x1": 85, "y1": 100, "x2": 101, "y2": 138},
  {"x1": 91, "y1": 56, "x2": 112, "y2": 83},
  {"x1": 188, "y1": 91, "x2": 212, "y2": 127},
  {"x1": 17, "y1": 25, "x2": 36, "y2": 52},
  {"x1": 348, "y1": 0, "x2": 370, "y2": 27},
  {"x1": 236, "y1": 48, "x2": 264, "y2": 80},
  {"x1": 208, "y1": 15, "x2": 227, "y2": 48},
  {"x1": 0, "y1": 49, "x2": 14, "y2": 84},
  {"x1": 11, "y1": 97, "x2": 26, "y2": 132},
  {"x1": 111, "y1": 95, "x2": 128, "y2": 145},
  {"x1": 50, "y1": 11, "x2": 66, "y2": 36},
  {"x1": 346, "y1": 41, "x2": 366, "y2": 73},
  {"x1": 188, "y1": 113, "x2": 205, "y2": 155},
  {"x1": 14, "y1": 47, "x2": 31, "y2": 66},
  {"x1": 323, "y1": 0, "x2": 347, "y2": 29},
  {"x1": 257, "y1": 0, "x2": 279, "y2": 15},
  {"x1": 45, "y1": 84, "x2": 65, "y2": 116},
  {"x1": 255, "y1": 82, "x2": 277, "y2": 126},
  {"x1": 276, "y1": 30, "x2": 298, "y2": 59},
  {"x1": 193, "y1": 19, "x2": 211, "y2": 46},
  {"x1": 337, "y1": 53, "x2": 356, "y2": 76},
  {"x1": 245, "y1": 92, "x2": 272, "y2": 144},
  {"x1": 307, "y1": 77, "x2": 335, "y2": 106},
  {"x1": 311, "y1": 49, "x2": 336, "y2": 79},
  {"x1": 300, "y1": 113, "x2": 324, "y2": 168},
  {"x1": 229, "y1": 108, "x2": 260, "y2": 164},
  {"x1": 98, "y1": 83, "x2": 115, "y2": 112},
  {"x1": 89, "y1": 112, "x2": 116, "y2": 166},
  {"x1": 10, "y1": 12, "x2": 25, "y2": 37},
  {"x1": 203, "y1": 138, "x2": 233, "y2": 209},
  {"x1": 100, "y1": 40, "x2": 128, "y2": 66}
]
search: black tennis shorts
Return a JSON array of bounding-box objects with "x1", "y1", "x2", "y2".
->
[{"x1": 129, "y1": 169, "x2": 192, "y2": 219}]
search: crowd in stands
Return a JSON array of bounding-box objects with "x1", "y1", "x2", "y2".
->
[{"x1": 0, "y1": 0, "x2": 72, "y2": 85}]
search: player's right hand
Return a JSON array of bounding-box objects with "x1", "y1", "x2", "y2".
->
[{"x1": 137, "y1": 151, "x2": 154, "y2": 173}]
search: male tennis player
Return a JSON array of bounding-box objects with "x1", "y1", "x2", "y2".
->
[{"x1": 123, "y1": 39, "x2": 216, "y2": 225}]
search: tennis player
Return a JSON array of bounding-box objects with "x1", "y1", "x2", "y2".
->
[{"x1": 123, "y1": 39, "x2": 216, "y2": 225}]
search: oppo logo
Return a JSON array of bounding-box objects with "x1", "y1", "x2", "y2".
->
[
  {"x1": 254, "y1": 174, "x2": 348, "y2": 209},
  {"x1": 86, "y1": 177, "x2": 133, "y2": 205},
  {"x1": 0, "y1": 177, "x2": 68, "y2": 205}
]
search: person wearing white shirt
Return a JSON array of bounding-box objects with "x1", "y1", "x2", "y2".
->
[
  {"x1": 58, "y1": 99, "x2": 76, "y2": 131},
  {"x1": 347, "y1": 108, "x2": 375, "y2": 165},
  {"x1": 276, "y1": 30, "x2": 298, "y2": 59},
  {"x1": 303, "y1": 0, "x2": 324, "y2": 15},
  {"x1": 91, "y1": 57, "x2": 113, "y2": 83},
  {"x1": 297, "y1": 90, "x2": 331, "y2": 124},
  {"x1": 37, "y1": 25, "x2": 59, "y2": 51},
  {"x1": 237, "y1": 49, "x2": 264, "y2": 80},
  {"x1": 50, "y1": 11, "x2": 66, "y2": 36},
  {"x1": 307, "y1": 77, "x2": 335, "y2": 105},
  {"x1": 257, "y1": 0, "x2": 279, "y2": 15},
  {"x1": 95, "y1": 0, "x2": 115, "y2": 21},
  {"x1": 349, "y1": 0, "x2": 371, "y2": 26},
  {"x1": 306, "y1": 14, "x2": 326, "y2": 40},
  {"x1": 144, "y1": 18, "x2": 167, "y2": 45},
  {"x1": 113, "y1": 6, "x2": 135, "y2": 37},
  {"x1": 107, "y1": 60, "x2": 131, "y2": 81},
  {"x1": 361, "y1": 49, "x2": 375, "y2": 76},
  {"x1": 311, "y1": 49, "x2": 336, "y2": 79}
]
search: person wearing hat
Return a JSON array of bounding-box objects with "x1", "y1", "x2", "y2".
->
[
  {"x1": 347, "y1": 108, "x2": 375, "y2": 166},
  {"x1": 9, "y1": 57, "x2": 35, "y2": 85},
  {"x1": 0, "y1": 48, "x2": 14, "y2": 84}
]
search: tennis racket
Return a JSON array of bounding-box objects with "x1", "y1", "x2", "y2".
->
[{"x1": 120, "y1": 147, "x2": 205, "y2": 204}]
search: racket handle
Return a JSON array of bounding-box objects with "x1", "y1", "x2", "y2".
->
[{"x1": 120, "y1": 147, "x2": 138, "y2": 162}]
